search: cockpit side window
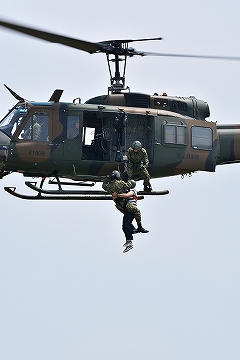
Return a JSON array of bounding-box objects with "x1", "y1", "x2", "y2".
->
[
  {"x1": 0, "y1": 106, "x2": 29, "y2": 137},
  {"x1": 18, "y1": 112, "x2": 49, "y2": 141}
]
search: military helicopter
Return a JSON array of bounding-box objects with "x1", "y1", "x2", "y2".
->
[{"x1": 0, "y1": 19, "x2": 239, "y2": 200}]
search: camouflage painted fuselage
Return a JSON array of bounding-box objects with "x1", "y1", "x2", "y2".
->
[{"x1": 0, "y1": 92, "x2": 239, "y2": 182}]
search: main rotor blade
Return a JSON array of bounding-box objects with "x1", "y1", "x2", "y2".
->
[
  {"x1": 0, "y1": 19, "x2": 101, "y2": 54},
  {"x1": 104, "y1": 37, "x2": 163, "y2": 44},
  {"x1": 0, "y1": 19, "x2": 239, "y2": 61},
  {"x1": 4, "y1": 84, "x2": 25, "y2": 101},
  {"x1": 141, "y1": 51, "x2": 240, "y2": 61}
]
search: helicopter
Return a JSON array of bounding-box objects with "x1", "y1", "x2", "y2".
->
[{"x1": 0, "y1": 19, "x2": 239, "y2": 200}]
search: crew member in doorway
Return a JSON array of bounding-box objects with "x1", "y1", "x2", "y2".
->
[{"x1": 126, "y1": 141, "x2": 152, "y2": 192}]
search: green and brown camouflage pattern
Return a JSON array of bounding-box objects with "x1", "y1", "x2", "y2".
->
[
  {"x1": 102, "y1": 178, "x2": 142, "y2": 224},
  {"x1": 126, "y1": 147, "x2": 151, "y2": 186},
  {"x1": 0, "y1": 93, "x2": 239, "y2": 183}
]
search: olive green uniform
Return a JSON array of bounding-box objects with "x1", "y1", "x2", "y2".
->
[
  {"x1": 102, "y1": 178, "x2": 142, "y2": 225},
  {"x1": 32, "y1": 122, "x2": 42, "y2": 141},
  {"x1": 126, "y1": 147, "x2": 151, "y2": 187}
]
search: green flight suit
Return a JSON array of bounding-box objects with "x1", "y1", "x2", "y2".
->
[{"x1": 126, "y1": 147, "x2": 151, "y2": 186}]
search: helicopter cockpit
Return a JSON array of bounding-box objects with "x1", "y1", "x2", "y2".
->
[
  {"x1": 18, "y1": 112, "x2": 49, "y2": 142},
  {"x1": 0, "y1": 105, "x2": 30, "y2": 138}
]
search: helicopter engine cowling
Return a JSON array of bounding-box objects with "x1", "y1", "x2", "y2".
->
[{"x1": 85, "y1": 92, "x2": 210, "y2": 120}]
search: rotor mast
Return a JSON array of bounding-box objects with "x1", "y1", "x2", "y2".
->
[
  {"x1": 106, "y1": 52, "x2": 128, "y2": 93},
  {"x1": 103, "y1": 39, "x2": 159, "y2": 94}
]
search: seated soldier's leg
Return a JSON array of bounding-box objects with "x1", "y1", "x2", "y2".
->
[
  {"x1": 127, "y1": 164, "x2": 134, "y2": 180},
  {"x1": 138, "y1": 167, "x2": 152, "y2": 191}
]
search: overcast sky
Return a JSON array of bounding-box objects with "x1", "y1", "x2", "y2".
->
[{"x1": 0, "y1": 1, "x2": 240, "y2": 359}]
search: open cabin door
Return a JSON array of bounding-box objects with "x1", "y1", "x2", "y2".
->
[{"x1": 80, "y1": 110, "x2": 155, "y2": 163}]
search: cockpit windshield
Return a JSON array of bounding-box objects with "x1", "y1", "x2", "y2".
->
[{"x1": 0, "y1": 106, "x2": 30, "y2": 137}]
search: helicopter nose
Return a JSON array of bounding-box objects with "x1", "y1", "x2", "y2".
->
[{"x1": 0, "y1": 130, "x2": 10, "y2": 169}]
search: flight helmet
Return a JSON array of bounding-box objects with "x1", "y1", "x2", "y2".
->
[
  {"x1": 110, "y1": 170, "x2": 121, "y2": 180},
  {"x1": 132, "y1": 140, "x2": 142, "y2": 150}
]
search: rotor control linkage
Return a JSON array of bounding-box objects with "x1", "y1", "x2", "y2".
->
[{"x1": 113, "y1": 112, "x2": 127, "y2": 162}]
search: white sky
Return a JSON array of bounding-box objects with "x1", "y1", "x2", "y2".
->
[{"x1": 0, "y1": 1, "x2": 240, "y2": 359}]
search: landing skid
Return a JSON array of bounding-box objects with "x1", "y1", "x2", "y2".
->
[
  {"x1": 4, "y1": 186, "x2": 114, "y2": 200},
  {"x1": 4, "y1": 177, "x2": 169, "y2": 200},
  {"x1": 138, "y1": 190, "x2": 169, "y2": 196}
]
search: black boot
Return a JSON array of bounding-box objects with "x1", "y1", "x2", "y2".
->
[
  {"x1": 143, "y1": 184, "x2": 152, "y2": 192},
  {"x1": 137, "y1": 225, "x2": 149, "y2": 233}
]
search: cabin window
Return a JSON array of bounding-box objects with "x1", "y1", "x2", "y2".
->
[
  {"x1": 163, "y1": 124, "x2": 186, "y2": 145},
  {"x1": 191, "y1": 126, "x2": 212, "y2": 150},
  {"x1": 82, "y1": 126, "x2": 95, "y2": 146},
  {"x1": 18, "y1": 112, "x2": 49, "y2": 141},
  {"x1": 67, "y1": 116, "x2": 80, "y2": 139}
]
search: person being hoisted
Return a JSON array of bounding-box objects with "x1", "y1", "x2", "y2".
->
[
  {"x1": 112, "y1": 179, "x2": 148, "y2": 253},
  {"x1": 102, "y1": 170, "x2": 148, "y2": 234},
  {"x1": 126, "y1": 140, "x2": 152, "y2": 192}
]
